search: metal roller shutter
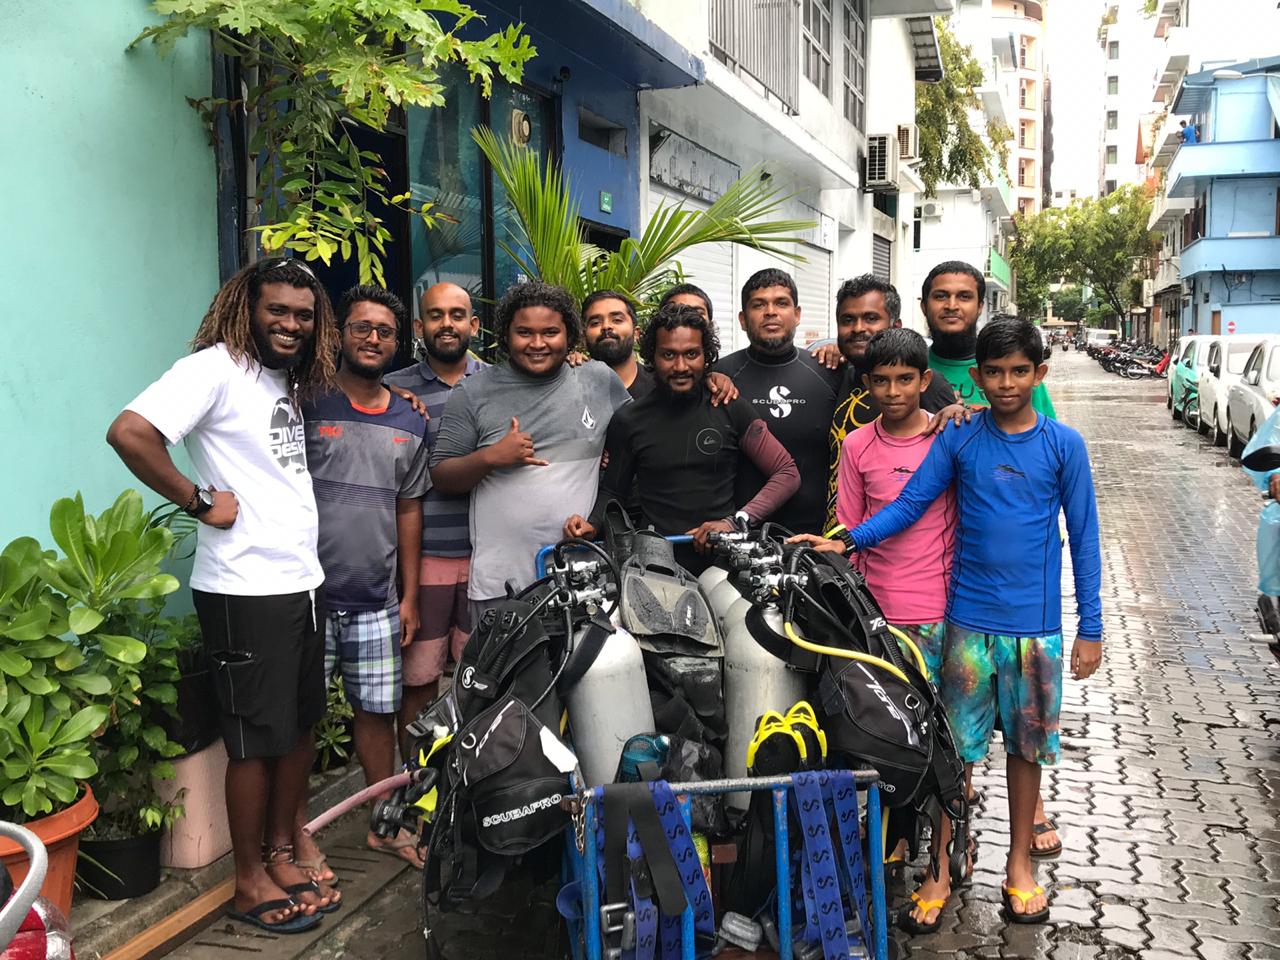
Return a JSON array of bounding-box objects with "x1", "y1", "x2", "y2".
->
[
  {"x1": 871, "y1": 235, "x2": 892, "y2": 282},
  {"x1": 646, "y1": 183, "x2": 739, "y2": 351}
]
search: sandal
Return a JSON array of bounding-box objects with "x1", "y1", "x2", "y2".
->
[
  {"x1": 1029, "y1": 819, "x2": 1062, "y2": 858},
  {"x1": 368, "y1": 831, "x2": 426, "y2": 869},
  {"x1": 1001, "y1": 885, "x2": 1050, "y2": 924},
  {"x1": 226, "y1": 898, "x2": 320, "y2": 934},
  {"x1": 295, "y1": 855, "x2": 338, "y2": 886},
  {"x1": 264, "y1": 843, "x2": 342, "y2": 911},
  {"x1": 283, "y1": 879, "x2": 342, "y2": 914},
  {"x1": 898, "y1": 890, "x2": 948, "y2": 935}
]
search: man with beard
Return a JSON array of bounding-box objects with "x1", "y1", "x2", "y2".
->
[
  {"x1": 384, "y1": 283, "x2": 485, "y2": 749},
  {"x1": 920, "y1": 261, "x2": 1060, "y2": 859},
  {"x1": 582, "y1": 289, "x2": 654, "y2": 398},
  {"x1": 922, "y1": 261, "x2": 1056, "y2": 418},
  {"x1": 431, "y1": 281, "x2": 630, "y2": 618},
  {"x1": 718, "y1": 268, "x2": 841, "y2": 534},
  {"x1": 300, "y1": 286, "x2": 430, "y2": 867},
  {"x1": 582, "y1": 288, "x2": 738, "y2": 402},
  {"x1": 562, "y1": 304, "x2": 798, "y2": 562},
  {"x1": 826, "y1": 275, "x2": 957, "y2": 528},
  {"x1": 107, "y1": 258, "x2": 342, "y2": 931}
]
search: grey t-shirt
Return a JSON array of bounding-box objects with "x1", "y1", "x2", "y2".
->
[{"x1": 430, "y1": 360, "x2": 630, "y2": 600}]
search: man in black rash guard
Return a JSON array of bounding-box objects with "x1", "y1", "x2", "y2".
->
[
  {"x1": 717, "y1": 268, "x2": 841, "y2": 535},
  {"x1": 563, "y1": 305, "x2": 799, "y2": 559},
  {"x1": 582, "y1": 289, "x2": 655, "y2": 399}
]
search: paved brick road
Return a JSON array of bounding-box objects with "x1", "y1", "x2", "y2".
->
[{"x1": 300, "y1": 350, "x2": 1280, "y2": 960}]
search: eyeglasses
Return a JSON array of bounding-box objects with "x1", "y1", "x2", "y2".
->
[
  {"x1": 254, "y1": 256, "x2": 316, "y2": 280},
  {"x1": 345, "y1": 320, "x2": 399, "y2": 343}
]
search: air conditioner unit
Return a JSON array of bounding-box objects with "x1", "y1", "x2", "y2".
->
[
  {"x1": 921, "y1": 201, "x2": 943, "y2": 220},
  {"x1": 865, "y1": 134, "x2": 899, "y2": 191},
  {"x1": 1182, "y1": 278, "x2": 1195, "y2": 295},
  {"x1": 897, "y1": 123, "x2": 920, "y2": 161}
]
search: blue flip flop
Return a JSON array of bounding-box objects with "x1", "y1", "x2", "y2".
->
[{"x1": 227, "y1": 898, "x2": 321, "y2": 933}]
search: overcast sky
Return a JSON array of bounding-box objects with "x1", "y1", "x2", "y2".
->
[{"x1": 1046, "y1": 0, "x2": 1106, "y2": 200}]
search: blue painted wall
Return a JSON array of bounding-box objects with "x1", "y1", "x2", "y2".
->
[
  {"x1": 475, "y1": 0, "x2": 642, "y2": 237},
  {"x1": 0, "y1": 3, "x2": 218, "y2": 549},
  {"x1": 1208, "y1": 178, "x2": 1280, "y2": 235},
  {"x1": 1210, "y1": 76, "x2": 1275, "y2": 142}
]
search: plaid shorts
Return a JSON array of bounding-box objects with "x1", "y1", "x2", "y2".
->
[{"x1": 325, "y1": 604, "x2": 401, "y2": 714}]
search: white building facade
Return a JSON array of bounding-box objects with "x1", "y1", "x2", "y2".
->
[{"x1": 633, "y1": 0, "x2": 953, "y2": 349}]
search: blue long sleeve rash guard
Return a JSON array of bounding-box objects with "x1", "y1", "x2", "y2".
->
[{"x1": 849, "y1": 412, "x2": 1103, "y2": 640}]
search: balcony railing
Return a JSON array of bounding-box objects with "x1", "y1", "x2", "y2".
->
[
  {"x1": 986, "y1": 248, "x2": 1012, "y2": 290},
  {"x1": 710, "y1": 0, "x2": 801, "y2": 115}
]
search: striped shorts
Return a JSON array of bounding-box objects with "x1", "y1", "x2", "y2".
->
[{"x1": 325, "y1": 604, "x2": 401, "y2": 714}]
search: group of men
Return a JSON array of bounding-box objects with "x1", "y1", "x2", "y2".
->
[{"x1": 107, "y1": 254, "x2": 1100, "y2": 935}]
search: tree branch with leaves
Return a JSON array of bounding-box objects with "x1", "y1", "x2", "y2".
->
[
  {"x1": 914, "y1": 17, "x2": 1012, "y2": 198},
  {"x1": 132, "y1": 0, "x2": 535, "y2": 285}
]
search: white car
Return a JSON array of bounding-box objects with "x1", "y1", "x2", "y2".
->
[
  {"x1": 1197, "y1": 335, "x2": 1270, "y2": 446},
  {"x1": 1226, "y1": 337, "x2": 1280, "y2": 457}
]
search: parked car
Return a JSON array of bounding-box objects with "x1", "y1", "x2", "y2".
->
[
  {"x1": 1226, "y1": 338, "x2": 1280, "y2": 457},
  {"x1": 1168, "y1": 335, "x2": 1212, "y2": 422},
  {"x1": 1198, "y1": 335, "x2": 1271, "y2": 446}
]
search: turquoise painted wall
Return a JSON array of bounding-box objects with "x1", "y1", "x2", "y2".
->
[{"x1": 0, "y1": 2, "x2": 219, "y2": 549}]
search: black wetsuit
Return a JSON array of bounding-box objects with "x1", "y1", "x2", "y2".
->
[
  {"x1": 717, "y1": 345, "x2": 842, "y2": 535},
  {"x1": 627, "y1": 365, "x2": 656, "y2": 399},
  {"x1": 590, "y1": 389, "x2": 798, "y2": 536}
]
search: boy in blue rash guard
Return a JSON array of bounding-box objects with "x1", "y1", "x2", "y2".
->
[{"x1": 847, "y1": 317, "x2": 1102, "y2": 930}]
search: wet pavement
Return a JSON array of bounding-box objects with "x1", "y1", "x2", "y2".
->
[{"x1": 257, "y1": 350, "x2": 1280, "y2": 960}]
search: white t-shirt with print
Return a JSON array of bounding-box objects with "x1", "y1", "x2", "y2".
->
[{"x1": 126, "y1": 343, "x2": 323, "y2": 596}]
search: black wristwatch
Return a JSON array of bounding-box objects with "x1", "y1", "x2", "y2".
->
[{"x1": 184, "y1": 485, "x2": 215, "y2": 518}]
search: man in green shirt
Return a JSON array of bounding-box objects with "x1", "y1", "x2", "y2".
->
[
  {"x1": 918, "y1": 260, "x2": 1062, "y2": 861},
  {"x1": 921, "y1": 260, "x2": 1057, "y2": 420}
]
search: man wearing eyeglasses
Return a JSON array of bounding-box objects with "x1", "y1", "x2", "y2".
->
[{"x1": 302, "y1": 285, "x2": 431, "y2": 868}]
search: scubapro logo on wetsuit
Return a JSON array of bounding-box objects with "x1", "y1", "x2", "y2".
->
[{"x1": 754, "y1": 385, "x2": 806, "y2": 419}]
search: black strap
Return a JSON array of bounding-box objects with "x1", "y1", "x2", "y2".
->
[
  {"x1": 624, "y1": 784, "x2": 688, "y2": 917},
  {"x1": 557, "y1": 613, "x2": 614, "y2": 694},
  {"x1": 603, "y1": 786, "x2": 630, "y2": 906}
]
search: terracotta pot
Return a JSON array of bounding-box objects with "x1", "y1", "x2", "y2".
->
[{"x1": 0, "y1": 784, "x2": 99, "y2": 917}]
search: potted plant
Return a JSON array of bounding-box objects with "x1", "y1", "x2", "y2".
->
[
  {"x1": 0, "y1": 491, "x2": 180, "y2": 915},
  {"x1": 78, "y1": 603, "x2": 188, "y2": 900}
]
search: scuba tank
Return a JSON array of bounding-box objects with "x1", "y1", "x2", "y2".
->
[
  {"x1": 565, "y1": 624, "x2": 655, "y2": 787},
  {"x1": 696, "y1": 563, "x2": 730, "y2": 602},
  {"x1": 722, "y1": 604, "x2": 808, "y2": 811},
  {"x1": 708, "y1": 573, "x2": 748, "y2": 625}
]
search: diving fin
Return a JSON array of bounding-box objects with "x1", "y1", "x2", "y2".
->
[{"x1": 618, "y1": 531, "x2": 722, "y2": 657}]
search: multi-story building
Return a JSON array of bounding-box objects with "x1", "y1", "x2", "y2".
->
[
  {"x1": 635, "y1": 0, "x2": 953, "y2": 347},
  {"x1": 1160, "y1": 59, "x2": 1280, "y2": 338},
  {"x1": 1142, "y1": 0, "x2": 1280, "y2": 344},
  {"x1": 993, "y1": 0, "x2": 1047, "y2": 217},
  {"x1": 1096, "y1": 2, "x2": 1161, "y2": 195},
  {"x1": 912, "y1": 0, "x2": 1020, "y2": 321}
]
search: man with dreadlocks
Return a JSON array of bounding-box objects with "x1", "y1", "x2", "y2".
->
[{"x1": 108, "y1": 258, "x2": 343, "y2": 933}]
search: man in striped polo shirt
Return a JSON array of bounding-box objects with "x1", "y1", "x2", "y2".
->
[
  {"x1": 385, "y1": 283, "x2": 485, "y2": 742},
  {"x1": 303, "y1": 285, "x2": 431, "y2": 868}
]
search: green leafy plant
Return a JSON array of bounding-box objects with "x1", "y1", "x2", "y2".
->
[
  {"x1": 473, "y1": 127, "x2": 816, "y2": 309},
  {"x1": 315, "y1": 678, "x2": 354, "y2": 772},
  {"x1": 0, "y1": 491, "x2": 181, "y2": 823},
  {"x1": 132, "y1": 0, "x2": 536, "y2": 285},
  {"x1": 915, "y1": 17, "x2": 1013, "y2": 198}
]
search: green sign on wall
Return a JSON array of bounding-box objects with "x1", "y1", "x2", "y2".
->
[{"x1": 599, "y1": 190, "x2": 613, "y2": 214}]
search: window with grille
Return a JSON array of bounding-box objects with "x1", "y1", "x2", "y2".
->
[
  {"x1": 803, "y1": 0, "x2": 834, "y2": 98},
  {"x1": 1107, "y1": 110, "x2": 1118, "y2": 130},
  {"x1": 1107, "y1": 76, "x2": 1119, "y2": 95},
  {"x1": 841, "y1": 0, "x2": 867, "y2": 128},
  {"x1": 1106, "y1": 145, "x2": 1118, "y2": 164}
]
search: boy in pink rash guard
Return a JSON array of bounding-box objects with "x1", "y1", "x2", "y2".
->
[{"x1": 794, "y1": 327, "x2": 956, "y2": 677}]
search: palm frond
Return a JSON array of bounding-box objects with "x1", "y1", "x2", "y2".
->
[{"x1": 473, "y1": 129, "x2": 816, "y2": 306}]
